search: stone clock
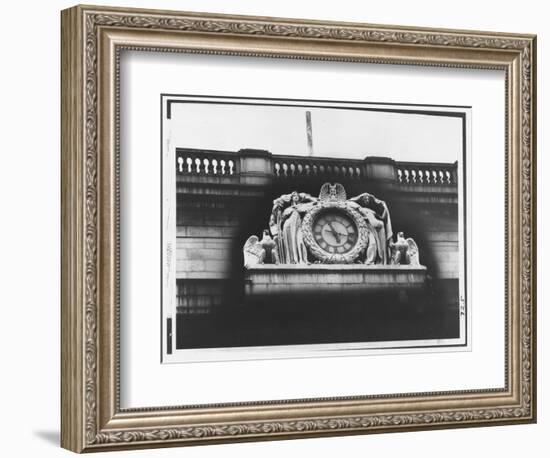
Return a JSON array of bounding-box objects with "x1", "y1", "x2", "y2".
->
[{"x1": 301, "y1": 201, "x2": 369, "y2": 264}]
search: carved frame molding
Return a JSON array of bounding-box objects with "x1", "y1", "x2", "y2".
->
[{"x1": 61, "y1": 4, "x2": 536, "y2": 453}]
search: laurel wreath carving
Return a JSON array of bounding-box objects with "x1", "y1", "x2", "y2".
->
[{"x1": 82, "y1": 10, "x2": 534, "y2": 446}]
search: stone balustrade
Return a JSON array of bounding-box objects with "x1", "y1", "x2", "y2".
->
[
  {"x1": 273, "y1": 158, "x2": 364, "y2": 180},
  {"x1": 176, "y1": 149, "x2": 238, "y2": 177},
  {"x1": 395, "y1": 162, "x2": 457, "y2": 185},
  {"x1": 175, "y1": 148, "x2": 458, "y2": 189}
]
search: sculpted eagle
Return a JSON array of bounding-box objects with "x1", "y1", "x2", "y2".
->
[
  {"x1": 390, "y1": 232, "x2": 420, "y2": 266},
  {"x1": 243, "y1": 230, "x2": 279, "y2": 268}
]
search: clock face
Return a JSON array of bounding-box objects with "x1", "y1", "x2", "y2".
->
[{"x1": 312, "y1": 210, "x2": 359, "y2": 254}]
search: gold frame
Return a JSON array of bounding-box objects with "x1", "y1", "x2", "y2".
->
[{"x1": 61, "y1": 4, "x2": 537, "y2": 453}]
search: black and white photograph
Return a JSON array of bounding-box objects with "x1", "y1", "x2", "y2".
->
[
  {"x1": 161, "y1": 95, "x2": 469, "y2": 362},
  {"x1": 52, "y1": 2, "x2": 538, "y2": 453}
]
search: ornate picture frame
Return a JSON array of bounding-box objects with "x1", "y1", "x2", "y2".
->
[{"x1": 61, "y1": 4, "x2": 536, "y2": 453}]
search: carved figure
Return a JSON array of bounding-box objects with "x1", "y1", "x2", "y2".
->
[
  {"x1": 319, "y1": 182, "x2": 346, "y2": 202},
  {"x1": 390, "y1": 232, "x2": 420, "y2": 266},
  {"x1": 243, "y1": 235, "x2": 264, "y2": 268},
  {"x1": 348, "y1": 193, "x2": 393, "y2": 264},
  {"x1": 269, "y1": 191, "x2": 317, "y2": 264},
  {"x1": 363, "y1": 230, "x2": 380, "y2": 265},
  {"x1": 243, "y1": 230, "x2": 280, "y2": 268},
  {"x1": 260, "y1": 230, "x2": 279, "y2": 264}
]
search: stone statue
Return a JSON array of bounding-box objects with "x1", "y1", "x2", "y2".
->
[
  {"x1": 269, "y1": 191, "x2": 317, "y2": 264},
  {"x1": 243, "y1": 183, "x2": 422, "y2": 269},
  {"x1": 243, "y1": 229, "x2": 280, "y2": 268},
  {"x1": 390, "y1": 232, "x2": 420, "y2": 266},
  {"x1": 348, "y1": 193, "x2": 393, "y2": 265}
]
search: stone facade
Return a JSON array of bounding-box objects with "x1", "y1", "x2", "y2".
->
[{"x1": 175, "y1": 148, "x2": 460, "y2": 316}]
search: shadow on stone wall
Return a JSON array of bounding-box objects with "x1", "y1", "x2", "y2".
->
[{"x1": 176, "y1": 278, "x2": 459, "y2": 349}]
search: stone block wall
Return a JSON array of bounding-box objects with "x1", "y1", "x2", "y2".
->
[
  {"x1": 175, "y1": 195, "x2": 247, "y2": 313},
  {"x1": 418, "y1": 208, "x2": 460, "y2": 280}
]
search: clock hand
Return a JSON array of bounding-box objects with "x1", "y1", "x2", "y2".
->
[
  {"x1": 328, "y1": 222, "x2": 349, "y2": 237},
  {"x1": 323, "y1": 228, "x2": 339, "y2": 236},
  {"x1": 326, "y1": 223, "x2": 342, "y2": 243},
  {"x1": 325, "y1": 229, "x2": 348, "y2": 237}
]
